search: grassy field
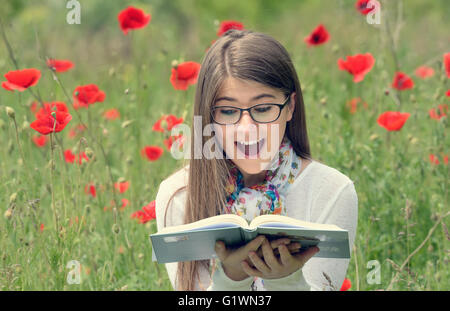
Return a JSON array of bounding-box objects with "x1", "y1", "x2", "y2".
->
[{"x1": 0, "y1": 0, "x2": 448, "y2": 290}]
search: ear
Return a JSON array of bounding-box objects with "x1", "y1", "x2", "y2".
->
[{"x1": 286, "y1": 92, "x2": 296, "y2": 122}]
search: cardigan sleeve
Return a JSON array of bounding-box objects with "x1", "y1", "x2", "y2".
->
[
  {"x1": 262, "y1": 180, "x2": 358, "y2": 291},
  {"x1": 155, "y1": 177, "x2": 254, "y2": 291}
]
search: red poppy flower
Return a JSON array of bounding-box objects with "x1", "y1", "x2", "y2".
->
[
  {"x1": 446, "y1": 90, "x2": 450, "y2": 97},
  {"x1": 2, "y1": 68, "x2": 41, "y2": 92},
  {"x1": 68, "y1": 124, "x2": 87, "y2": 139},
  {"x1": 392, "y1": 72, "x2": 414, "y2": 90},
  {"x1": 64, "y1": 150, "x2": 76, "y2": 163},
  {"x1": 340, "y1": 278, "x2": 351, "y2": 291},
  {"x1": 429, "y1": 104, "x2": 448, "y2": 120},
  {"x1": 346, "y1": 97, "x2": 369, "y2": 114},
  {"x1": 429, "y1": 154, "x2": 439, "y2": 165},
  {"x1": 377, "y1": 111, "x2": 410, "y2": 131},
  {"x1": 355, "y1": 0, "x2": 380, "y2": 15},
  {"x1": 40, "y1": 223, "x2": 44, "y2": 233},
  {"x1": 131, "y1": 200, "x2": 156, "y2": 224},
  {"x1": 30, "y1": 102, "x2": 72, "y2": 135},
  {"x1": 114, "y1": 181, "x2": 130, "y2": 194},
  {"x1": 304, "y1": 24, "x2": 330, "y2": 46},
  {"x1": 338, "y1": 53, "x2": 375, "y2": 83},
  {"x1": 414, "y1": 66, "x2": 434, "y2": 79},
  {"x1": 32, "y1": 135, "x2": 48, "y2": 147},
  {"x1": 47, "y1": 59, "x2": 74, "y2": 73},
  {"x1": 170, "y1": 61, "x2": 201, "y2": 90},
  {"x1": 164, "y1": 134, "x2": 185, "y2": 152},
  {"x1": 118, "y1": 6, "x2": 151, "y2": 35},
  {"x1": 85, "y1": 183, "x2": 96, "y2": 198},
  {"x1": 444, "y1": 53, "x2": 450, "y2": 78},
  {"x1": 444, "y1": 155, "x2": 449, "y2": 165},
  {"x1": 73, "y1": 84, "x2": 106, "y2": 109},
  {"x1": 30, "y1": 101, "x2": 40, "y2": 115},
  {"x1": 141, "y1": 146, "x2": 164, "y2": 161},
  {"x1": 152, "y1": 114, "x2": 184, "y2": 133},
  {"x1": 217, "y1": 20, "x2": 244, "y2": 36},
  {"x1": 103, "y1": 108, "x2": 120, "y2": 120}
]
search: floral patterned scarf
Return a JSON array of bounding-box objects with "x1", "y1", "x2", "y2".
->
[{"x1": 223, "y1": 136, "x2": 302, "y2": 222}]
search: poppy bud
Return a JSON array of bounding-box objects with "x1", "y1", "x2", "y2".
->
[
  {"x1": 4, "y1": 208, "x2": 13, "y2": 219},
  {"x1": 124, "y1": 88, "x2": 130, "y2": 95},
  {"x1": 9, "y1": 192, "x2": 18, "y2": 204},
  {"x1": 85, "y1": 147, "x2": 94, "y2": 158},
  {"x1": 171, "y1": 60, "x2": 178, "y2": 68},
  {"x1": 51, "y1": 112, "x2": 56, "y2": 118},
  {"x1": 320, "y1": 97, "x2": 327, "y2": 105},
  {"x1": 384, "y1": 89, "x2": 390, "y2": 96},
  {"x1": 331, "y1": 44, "x2": 340, "y2": 53},
  {"x1": 6, "y1": 106, "x2": 15, "y2": 119},
  {"x1": 409, "y1": 94, "x2": 416, "y2": 103},
  {"x1": 112, "y1": 224, "x2": 120, "y2": 234},
  {"x1": 121, "y1": 120, "x2": 134, "y2": 128}
]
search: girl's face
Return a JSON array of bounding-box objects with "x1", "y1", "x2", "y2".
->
[{"x1": 213, "y1": 77, "x2": 295, "y2": 175}]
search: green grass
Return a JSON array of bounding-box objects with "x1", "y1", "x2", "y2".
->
[{"x1": 0, "y1": 0, "x2": 448, "y2": 290}]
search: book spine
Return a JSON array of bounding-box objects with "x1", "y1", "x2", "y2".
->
[{"x1": 241, "y1": 228, "x2": 258, "y2": 243}]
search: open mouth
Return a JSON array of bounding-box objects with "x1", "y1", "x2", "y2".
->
[{"x1": 234, "y1": 138, "x2": 265, "y2": 159}]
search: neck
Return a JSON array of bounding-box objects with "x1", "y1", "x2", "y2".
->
[{"x1": 241, "y1": 170, "x2": 267, "y2": 187}]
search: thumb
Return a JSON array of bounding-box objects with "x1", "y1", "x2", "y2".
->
[{"x1": 215, "y1": 241, "x2": 227, "y2": 261}]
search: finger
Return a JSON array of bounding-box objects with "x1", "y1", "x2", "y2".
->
[
  {"x1": 244, "y1": 235, "x2": 266, "y2": 253},
  {"x1": 248, "y1": 251, "x2": 271, "y2": 275},
  {"x1": 241, "y1": 260, "x2": 263, "y2": 278},
  {"x1": 272, "y1": 242, "x2": 301, "y2": 257},
  {"x1": 293, "y1": 246, "x2": 320, "y2": 267},
  {"x1": 278, "y1": 244, "x2": 294, "y2": 266},
  {"x1": 214, "y1": 241, "x2": 228, "y2": 262},
  {"x1": 261, "y1": 238, "x2": 282, "y2": 270},
  {"x1": 270, "y1": 238, "x2": 291, "y2": 249}
]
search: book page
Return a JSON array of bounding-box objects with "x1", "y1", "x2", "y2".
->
[
  {"x1": 156, "y1": 213, "x2": 249, "y2": 235},
  {"x1": 249, "y1": 214, "x2": 343, "y2": 231}
]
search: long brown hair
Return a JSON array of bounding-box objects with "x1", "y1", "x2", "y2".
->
[{"x1": 164, "y1": 29, "x2": 313, "y2": 290}]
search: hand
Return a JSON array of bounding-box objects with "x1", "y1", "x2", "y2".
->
[
  {"x1": 242, "y1": 237, "x2": 320, "y2": 280},
  {"x1": 214, "y1": 236, "x2": 301, "y2": 281}
]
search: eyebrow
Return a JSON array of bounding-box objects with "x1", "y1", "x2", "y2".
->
[{"x1": 214, "y1": 93, "x2": 276, "y2": 103}]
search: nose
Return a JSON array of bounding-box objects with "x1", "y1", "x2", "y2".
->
[{"x1": 235, "y1": 111, "x2": 258, "y2": 140}]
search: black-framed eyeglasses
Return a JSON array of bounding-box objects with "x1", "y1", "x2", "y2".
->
[{"x1": 211, "y1": 95, "x2": 291, "y2": 125}]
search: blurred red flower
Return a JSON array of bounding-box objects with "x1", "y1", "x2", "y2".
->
[
  {"x1": 2, "y1": 68, "x2": 41, "y2": 92},
  {"x1": 346, "y1": 97, "x2": 368, "y2": 114},
  {"x1": 30, "y1": 102, "x2": 72, "y2": 135},
  {"x1": 164, "y1": 134, "x2": 185, "y2": 152},
  {"x1": 32, "y1": 135, "x2": 48, "y2": 147},
  {"x1": 340, "y1": 278, "x2": 351, "y2": 291},
  {"x1": 217, "y1": 20, "x2": 244, "y2": 36},
  {"x1": 446, "y1": 90, "x2": 450, "y2": 97},
  {"x1": 47, "y1": 59, "x2": 74, "y2": 73},
  {"x1": 377, "y1": 111, "x2": 410, "y2": 131},
  {"x1": 414, "y1": 66, "x2": 434, "y2": 79},
  {"x1": 152, "y1": 114, "x2": 184, "y2": 133},
  {"x1": 103, "y1": 108, "x2": 120, "y2": 120},
  {"x1": 355, "y1": 0, "x2": 380, "y2": 15},
  {"x1": 85, "y1": 183, "x2": 96, "y2": 198},
  {"x1": 30, "y1": 101, "x2": 40, "y2": 115},
  {"x1": 114, "y1": 181, "x2": 130, "y2": 194},
  {"x1": 131, "y1": 200, "x2": 156, "y2": 224},
  {"x1": 141, "y1": 146, "x2": 164, "y2": 161},
  {"x1": 118, "y1": 6, "x2": 151, "y2": 35},
  {"x1": 429, "y1": 104, "x2": 448, "y2": 120},
  {"x1": 338, "y1": 53, "x2": 375, "y2": 83},
  {"x1": 170, "y1": 61, "x2": 201, "y2": 90},
  {"x1": 73, "y1": 84, "x2": 106, "y2": 109},
  {"x1": 444, "y1": 53, "x2": 450, "y2": 78},
  {"x1": 68, "y1": 124, "x2": 87, "y2": 139},
  {"x1": 40, "y1": 223, "x2": 44, "y2": 233},
  {"x1": 392, "y1": 72, "x2": 414, "y2": 90},
  {"x1": 304, "y1": 24, "x2": 330, "y2": 46},
  {"x1": 64, "y1": 149, "x2": 90, "y2": 165}
]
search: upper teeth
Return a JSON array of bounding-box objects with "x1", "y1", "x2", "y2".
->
[{"x1": 237, "y1": 139, "x2": 263, "y2": 145}]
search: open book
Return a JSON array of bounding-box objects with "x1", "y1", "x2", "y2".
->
[{"x1": 150, "y1": 214, "x2": 350, "y2": 264}]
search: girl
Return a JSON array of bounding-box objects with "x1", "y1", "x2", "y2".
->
[{"x1": 155, "y1": 29, "x2": 358, "y2": 291}]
